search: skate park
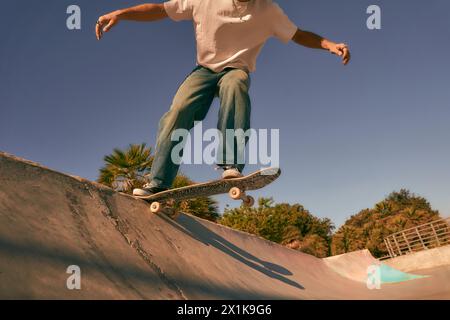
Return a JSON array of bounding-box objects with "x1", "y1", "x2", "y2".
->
[{"x1": 1, "y1": 152, "x2": 449, "y2": 299}]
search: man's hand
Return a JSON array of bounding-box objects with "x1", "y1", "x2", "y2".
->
[
  {"x1": 96, "y1": 12, "x2": 120, "y2": 40},
  {"x1": 326, "y1": 42, "x2": 351, "y2": 65},
  {"x1": 292, "y1": 29, "x2": 351, "y2": 65}
]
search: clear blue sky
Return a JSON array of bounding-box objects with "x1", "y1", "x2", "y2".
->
[{"x1": 1, "y1": 0, "x2": 449, "y2": 227}]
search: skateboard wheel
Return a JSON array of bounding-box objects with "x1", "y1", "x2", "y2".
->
[
  {"x1": 243, "y1": 196, "x2": 255, "y2": 207},
  {"x1": 229, "y1": 187, "x2": 243, "y2": 200},
  {"x1": 150, "y1": 202, "x2": 162, "y2": 214}
]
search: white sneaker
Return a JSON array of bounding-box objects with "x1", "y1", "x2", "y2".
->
[{"x1": 222, "y1": 167, "x2": 243, "y2": 179}]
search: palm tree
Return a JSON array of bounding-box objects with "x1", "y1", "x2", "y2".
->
[
  {"x1": 331, "y1": 189, "x2": 442, "y2": 258},
  {"x1": 258, "y1": 197, "x2": 274, "y2": 209},
  {"x1": 98, "y1": 143, "x2": 219, "y2": 221},
  {"x1": 98, "y1": 143, "x2": 152, "y2": 193},
  {"x1": 375, "y1": 201, "x2": 393, "y2": 216}
]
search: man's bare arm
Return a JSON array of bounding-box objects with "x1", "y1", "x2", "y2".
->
[
  {"x1": 96, "y1": 3, "x2": 168, "y2": 40},
  {"x1": 292, "y1": 28, "x2": 351, "y2": 65}
]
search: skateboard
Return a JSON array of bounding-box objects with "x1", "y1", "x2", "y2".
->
[{"x1": 135, "y1": 167, "x2": 281, "y2": 214}]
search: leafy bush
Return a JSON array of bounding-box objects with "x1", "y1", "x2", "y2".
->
[
  {"x1": 220, "y1": 197, "x2": 334, "y2": 258},
  {"x1": 331, "y1": 189, "x2": 441, "y2": 257}
]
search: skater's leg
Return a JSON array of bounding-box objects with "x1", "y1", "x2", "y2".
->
[
  {"x1": 149, "y1": 67, "x2": 218, "y2": 188},
  {"x1": 217, "y1": 68, "x2": 252, "y2": 173}
]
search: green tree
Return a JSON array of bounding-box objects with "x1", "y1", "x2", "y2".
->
[
  {"x1": 171, "y1": 174, "x2": 220, "y2": 221},
  {"x1": 98, "y1": 143, "x2": 153, "y2": 193},
  {"x1": 98, "y1": 143, "x2": 219, "y2": 221},
  {"x1": 331, "y1": 189, "x2": 441, "y2": 257},
  {"x1": 220, "y1": 197, "x2": 335, "y2": 258}
]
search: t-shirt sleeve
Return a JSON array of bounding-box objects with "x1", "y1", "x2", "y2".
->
[
  {"x1": 163, "y1": 0, "x2": 194, "y2": 21},
  {"x1": 270, "y1": 2, "x2": 298, "y2": 44}
]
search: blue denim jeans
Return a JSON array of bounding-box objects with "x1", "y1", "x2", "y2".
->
[{"x1": 148, "y1": 66, "x2": 251, "y2": 189}]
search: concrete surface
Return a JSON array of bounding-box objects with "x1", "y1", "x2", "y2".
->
[
  {"x1": 384, "y1": 245, "x2": 450, "y2": 272},
  {"x1": 324, "y1": 249, "x2": 426, "y2": 283},
  {"x1": 1, "y1": 151, "x2": 450, "y2": 299},
  {"x1": 324, "y1": 250, "x2": 379, "y2": 283}
]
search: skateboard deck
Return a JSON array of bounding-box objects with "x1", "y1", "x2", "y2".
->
[{"x1": 135, "y1": 167, "x2": 281, "y2": 213}]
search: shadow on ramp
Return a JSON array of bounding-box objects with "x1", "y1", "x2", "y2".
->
[
  {"x1": 0, "y1": 235, "x2": 290, "y2": 299},
  {"x1": 158, "y1": 213, "x2": 305, "y2": 290}
]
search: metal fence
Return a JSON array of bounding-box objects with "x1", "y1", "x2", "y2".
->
[{"x1": 383, "y1": 218, "x2": 450, "y2": 258}]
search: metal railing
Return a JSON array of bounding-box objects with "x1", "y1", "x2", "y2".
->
[{"x1": 383, "y1": 218, "x2": 450, "y2": 258}]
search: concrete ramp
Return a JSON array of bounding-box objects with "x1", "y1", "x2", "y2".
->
[
  {"x1": 324, "y1": 250, "x2": 378, "y2": 283},
  {"x1": 324, "y1": 250, "x2": 427, "y2": 284},
  {"x1": 1, "y1": 152, "x2": 449, "y2": 299},
  {"x1": 385, "y1": 245, "x2": 450, "y2": 273}
]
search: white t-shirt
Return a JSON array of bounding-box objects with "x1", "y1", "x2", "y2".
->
[{"x1": 164, "y1": 0, "x2": 298, "y2": 73}]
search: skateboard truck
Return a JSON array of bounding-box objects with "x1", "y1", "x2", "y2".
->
[{"x1": 228, "y1": 187, "x2": 255, "y2": 207}]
